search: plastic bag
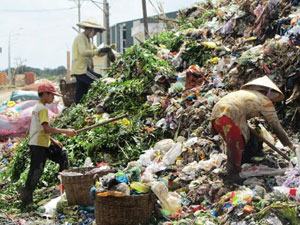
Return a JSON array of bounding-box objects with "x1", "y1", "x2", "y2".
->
[
  {"x1": 197, "y1": 153, "x2": 227, "y2": 172},
  {"x1": 184, "y1": 137, "x2": 198, "y2": 147},
  {"x1": 141, "y1": 170, "x2": 155, "y2": 183},
  {"x1": 153, "y1": 139, "x2": 175, "y2": 153},
  {"x1": 240, "y1": 164, "x2": 286, "y2": 178},
  {"x1": 273, "y1": 186, "x2": 300, "y2": 201},
  {"x1": 201, "y1": 41, "x2": 217, "y2": 49},
  {"x1": 127, "y1": 166, "x2": 141, "y2": 182},
  {"x1": 0, "y1": 100, "x2": 62, "y2": 137},
  {"x1": 83, "y1": 157, "x2": 93, "y2": 167},
  {"x1": 144, "y1": 162, "x2": 166, "y2": 174},
  {"x1": 115, "y1": 183, "x2": 130, "y2": 196},
  {"x1": 162, "y1": 142, "x2": 183, "y2": 166},
  {"x1": 115, "y1": 171, "x2": 129, "y2": 184},
  {"x1": 138, "y1": 148, "x2": 156, "y2": 167},
  {"x1": 10, "y1": 90, "x2": 39, "y2": 102},
  {"x1": 40, "y1": 195, "x2": 64, "y2": 218},
  {"x1": 151, "y1": 181, "x2": 182, "y2": 214},
  {"x1": 130, "y1": 182, "x2": 150, "y2": 194}
]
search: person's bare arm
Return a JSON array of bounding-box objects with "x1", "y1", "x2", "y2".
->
[
  {"x1": 42, "y1": 123, "x2": 76, "y2": 137},
  {"x1": 261, "y1": 103, "x2": 294, "y2": 150}
]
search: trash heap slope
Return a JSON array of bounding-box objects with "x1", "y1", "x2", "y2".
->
[{"x1": 0, "y1": 0, "x2": 299, "y2": 219}]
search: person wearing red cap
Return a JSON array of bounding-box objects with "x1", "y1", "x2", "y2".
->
[
  {"x1": 211, "y1": 76, "x2": 295, "y2": 182},
  {"x1": 20, "y1": 83, "x2": 77, "y2": 206}
]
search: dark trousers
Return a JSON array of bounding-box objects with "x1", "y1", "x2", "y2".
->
[
  {"x1": 74, "y1": 71, "x2": 101, "y2": 104},
  {"x1": 75, "y1": 75, "x2": 93, "y2": 104},
  {"x1": 24, "y1": 145, "x2": 68, "y2": 194}
]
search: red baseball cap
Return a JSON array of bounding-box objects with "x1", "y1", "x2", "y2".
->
[{"x1": 38, "y1": 83, "x2": 62, "y2": 96}]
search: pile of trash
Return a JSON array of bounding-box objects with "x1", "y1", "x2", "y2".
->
[
  {"x1": 87, "y1": 137, "x2": 300, "y2": 225},
  {"x1": 0, "y1": 88, "x2": 63, "y2": 140},
  {"x1": 1, "y1": 0, "x2": 300, "y2": 224}
]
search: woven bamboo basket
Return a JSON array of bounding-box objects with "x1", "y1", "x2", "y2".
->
[
  {"x1": 61, "y1": 167, "x2": 113, "y2": 206},
  {"x1": 95, "y1": 193, "x2": 156, "y2": 225},
  {"x1": 59, "y1": 79, "x2": 76, "y2": 107}
]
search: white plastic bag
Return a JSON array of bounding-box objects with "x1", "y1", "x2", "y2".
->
[
  {"x1": 162, "y1": 143, "x2": 183, "y2": 166},
  {"x1": 184, "y1": 137, "x2": 198, "y2": 147},
  {"x1": 83, "y1": 157, "x2": 93, "y2": 167},
  {"x1": 197, "y1": 153, "x2": 227, "y2": 172},
  {"x1": 273, "y1": 186, "x2": 300, "y2": 201},
  {"x1": 151, "y1": 181, "x2": 181, "y2": 214},
  {"x1": 153, "y1": 139, "x2": 175, "y2": 153},
  {"x1": 40, "y1": 195, "x2": 64, "y2": 218},
  {"x1": 138, "y1": 148, "x2": 156, "y2": 167},
  {"x1": 240, "y1": 164, "x2": 287, "y2": 178}
]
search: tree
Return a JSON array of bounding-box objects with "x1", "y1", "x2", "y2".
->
[{"x1": 13, "y1": 57, "x2": 27, "y2": 85}]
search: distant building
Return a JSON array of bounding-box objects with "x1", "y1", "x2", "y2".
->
[{"x1": 98, "y1": 11, "x2": 178, "y2": 53}]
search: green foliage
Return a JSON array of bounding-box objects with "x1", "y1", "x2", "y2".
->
[
  {"x1": 181, "y1": 40, "x2": 212, "y2": 66},
  {"x1": 145, "y1": 31, "x2": 184, "y2": 52},
  {"x1": 11, "y1": 65, "x2": 67, "y2": 77},
  {"x1": 55, "y1": 104, "x2": 90, "y2": 129},
  {"x1": 1, "y1": 19, "x2": 181, "y2": 208},
  {"x1": 178, "y1": 8, "x2": 217, "y2": 29},
  {"x1": 7, "y1": 138, "x2": 29, "y2": 182}
]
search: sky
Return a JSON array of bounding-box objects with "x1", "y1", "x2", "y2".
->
[{"x1": 0, "y1": 0, "x2": 200, "y2": 70}]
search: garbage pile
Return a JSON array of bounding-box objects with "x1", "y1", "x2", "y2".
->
[
  {"x1": 0, "y1": 88, "x2": 63, "y2": 140},
  {"x1": 1, "y1": 0, "x2": 300, "y2": 224}
]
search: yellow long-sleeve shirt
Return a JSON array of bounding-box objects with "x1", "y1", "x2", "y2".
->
[
  {"x1": 71, "y1": 33, "x2": 98, "y2": 75},
  {"x1": 211, "y1": 90, "x2": 292, "y2": 147}
]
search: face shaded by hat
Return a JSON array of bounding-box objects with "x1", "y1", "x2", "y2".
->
[
  {"x1": 38, "y1": 83, "x2": 62, "y2": 96},
  {"x1": 241, "y1": 76, "x2": 284, "y2": 102},
  {"x1": 77, "y1": 18, "x2": 106, "y2": 32}
]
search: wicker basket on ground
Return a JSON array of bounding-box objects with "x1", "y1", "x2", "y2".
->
[
  {"x1": 59, "y1": 79, "x2": 76, "y2": 107},
  {"x1": 95, "y1": 193, "x2": 156, "y2": 225},
  {"x1": 61, "y1": 167, "x2": 113, "y2": 206}
]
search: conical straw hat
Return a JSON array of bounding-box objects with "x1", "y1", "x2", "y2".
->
[
  {"x1": 241, "y1": 76, "x2": 284, "y2": 102},
  {"x1": 77, "y1": 18, "x2": 105, "y2": 31}
]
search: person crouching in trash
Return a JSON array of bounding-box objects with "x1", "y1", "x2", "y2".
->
[
  {"x1": 211, "y1": 76, "x2": 295, "y2": 182},
  {"x1": 20, "y1": 83, "x2": 77, "y2": 206}
]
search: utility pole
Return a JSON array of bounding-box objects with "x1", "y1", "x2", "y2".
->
[
  {"x1": 142, "y1": 0, "x2": 149, "y2": 39},
  {"x1": 8, "y1": 33, "x2": 12, "y2": 84},
  {"x1": 77, "y1": 0, "x2": 81, "y2": 31},
  {"x1": 69, "y1": 0, "x2": 81, "y2": 30},
  {"x1": 102, "y1": 0, "x2": 110, "y2": 67},
  {"x1": 77, "y1": 0, "x2": 81, "y2": 23},
  {"x1": 103, "y1": 0, "x2": 110, "y2": 46}
]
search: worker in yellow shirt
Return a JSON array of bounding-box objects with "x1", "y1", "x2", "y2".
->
[
  {"x1": 71, "y1": 18, "x2": 113, "y2": 104},
  {"x1": 211, "y1": 76, "x2": 295, "y2": 182},
  {"x1": 20, "y1": 83, "x2": 77, "y2": 206}
]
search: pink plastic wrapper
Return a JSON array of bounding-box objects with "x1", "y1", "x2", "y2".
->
[{"x1": 0, "y1": 100, "x2": 62, "y2": 138}]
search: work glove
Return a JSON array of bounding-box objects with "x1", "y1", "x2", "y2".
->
[
  {"x1": 108, "y1": 50, "x2": 116, "y2": 62},
  {"x1": 97, "y1": 46, "x2": 111, "y2": 54}
]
